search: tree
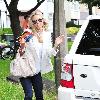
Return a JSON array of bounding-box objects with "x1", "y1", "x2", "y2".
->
[
  {"x1": 67, "y1": 0, "x2": 100, "y2": 15},
  {"x1": 3, "y1": 0, "x2": 45, "y2": 46},
  {"x1": 53, "y1": 0, "x2": 67, "y2": 90}
]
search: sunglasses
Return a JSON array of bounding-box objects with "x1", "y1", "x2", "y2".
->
[{"x1": 32, "y1": 18, "x2": 43, "y2": 24}]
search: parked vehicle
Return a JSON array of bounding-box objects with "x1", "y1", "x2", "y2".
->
[
  {"x1": 58, "y1": 15, "x2": 100, "y2": 100},
  {"x1": 0, "y1": 42, "x2": 11, "y2": 59},
  {"x1": 1, "y1": 45, "x2": 15, "y2": 60},
  {"x1": 0, "y1": 39, "x2": 19, "y2": 60}
]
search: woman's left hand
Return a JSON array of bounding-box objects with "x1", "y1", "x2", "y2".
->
[{"x1": 55, "y1": 34, "x2": 64, "y2": 48}]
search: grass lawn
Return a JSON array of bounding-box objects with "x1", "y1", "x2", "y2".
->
[
  {"x1": 0, "y1": 60, "x2": 24, "y2": 100},
  {"x1": 0, "y1": 41, "x2": 73, "y2": 100},
  {"x1": 0, "y1": 60, "x2": 57, "y2": 100}
]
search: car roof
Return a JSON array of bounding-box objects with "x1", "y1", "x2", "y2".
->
[{"x1": 87, "y1": 15, "x2": 100, "y2": 20}]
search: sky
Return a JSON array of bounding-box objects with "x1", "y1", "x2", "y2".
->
[
  {"x1": 17, "y1": 0, "x2": 37, "y2": 10},
  {"x1": 6, "y1": 0, "x2": 37, "y2": 10},
  {"x1": 6, "y1": 0, "x2": 46, "y2": 11}
]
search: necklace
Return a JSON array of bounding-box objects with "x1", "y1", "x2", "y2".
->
[
  {"x1": 36, "y1": 32, "x2": 43, "y2": 43},
  {"x1": 31, "y1": 28, "x2": 44, "y2": 43}
]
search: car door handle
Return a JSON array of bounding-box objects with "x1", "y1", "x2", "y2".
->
[{"x1": 80, "y1": 74, "x2": 87, "y2": 78}]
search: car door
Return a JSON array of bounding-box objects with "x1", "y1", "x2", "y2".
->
[
  {"x1": 71, "y1": 18, "x2": 100, "y2": 91},
  {"x1": 73, "y1": 54, "x2": 100, "y2": 91}
]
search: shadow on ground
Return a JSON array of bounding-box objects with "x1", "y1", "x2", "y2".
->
[{"x1": 6, "y1": 75, "x2": 56, "y2": 91}]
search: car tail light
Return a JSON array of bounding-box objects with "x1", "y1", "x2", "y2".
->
[{"x1": 60, "y1": 63, "x2": 74, "y2": 88}]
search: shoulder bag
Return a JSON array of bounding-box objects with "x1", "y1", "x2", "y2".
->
[{"x1": 10, "y1": 46, "x2": 36, "y2": 78}]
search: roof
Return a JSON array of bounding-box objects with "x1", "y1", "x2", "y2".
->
[{"x1": 86, "y1": 15, "x2": 100, "y2": 20}]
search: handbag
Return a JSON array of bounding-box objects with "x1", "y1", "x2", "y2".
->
[{"x1": 10, "y1": 47, "x2": 36, "y2": 78}]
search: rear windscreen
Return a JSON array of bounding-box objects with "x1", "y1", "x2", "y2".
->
[{"x1": 76, "y1": 19, "x2": 100, "y2": 56}]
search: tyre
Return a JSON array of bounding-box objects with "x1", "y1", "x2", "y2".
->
[{"x1": 1, "y1": 46, "x2": 15, "y2": 60}]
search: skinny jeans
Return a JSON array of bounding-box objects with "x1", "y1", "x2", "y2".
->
[{"x1": 20, "y1": 72, "x2": 44, "y2": 100}]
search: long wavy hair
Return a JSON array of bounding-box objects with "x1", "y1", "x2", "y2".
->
[{"x1": 28, "y1": 9, "x2": 48, "y2": 32}]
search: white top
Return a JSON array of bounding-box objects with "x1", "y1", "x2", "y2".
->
[
  {"x1": 25, "y1": 30, "x2": 58, "y2": 74},
  {"x1": 27, "y1": 35, "x2": 43, "y2": 74}
]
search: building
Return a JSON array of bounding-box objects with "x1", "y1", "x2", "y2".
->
[{"x1": 0, "y1": 0, "x2": 10, "y2": 28}]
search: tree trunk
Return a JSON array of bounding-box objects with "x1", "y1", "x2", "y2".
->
[
  {"x1": 88, "y1": 3, "x2": 92, "y2": 15},
  {"x1": 10, "y1": 14, "x2": 22, "y2": 38},
  {"x1": 7, "y1": 0, "x2": 23, "y2": 49},
  {"x1": 9, "y1": 12, "x2": 22, "y2": 49},
  {"x1": 53, "y1": 0, "x2": 68, "y2": 91}
]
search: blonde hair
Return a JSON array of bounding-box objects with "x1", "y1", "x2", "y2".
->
[{"x1": 29, "y1": 9, "x2": 48, "y2": 32}]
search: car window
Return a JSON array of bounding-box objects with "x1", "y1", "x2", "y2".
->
[{"x1": 76, "y1": 19, "x2": 100, "y2": 56}]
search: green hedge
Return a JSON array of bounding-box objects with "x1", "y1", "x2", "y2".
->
[
  {"x1": 66, "y1": 21, "x2": 81, "y2": 28},
  {"x1": 0, "y1": 28, "x2": 13, "y2": 35}
]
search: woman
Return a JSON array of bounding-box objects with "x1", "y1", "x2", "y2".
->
[{"x1": 19, "y1": 9, "x2": 64, "y2": 100}]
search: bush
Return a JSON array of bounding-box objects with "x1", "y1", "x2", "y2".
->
[
  {"x1": 66, "y1": 21, "x2": 81, "y2": 28},
  {"x1": 66, "y1": 27, "x2": 79, "y2": 36},
  {"x1": 0, "y1": 28, "x2": 13, "y2": 35}
]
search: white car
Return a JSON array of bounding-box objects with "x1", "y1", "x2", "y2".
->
[{"x1": 58, "y1": 15, "x2": 100, "y2": 100}]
